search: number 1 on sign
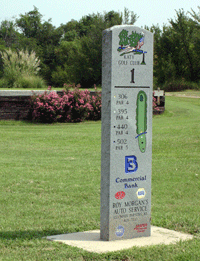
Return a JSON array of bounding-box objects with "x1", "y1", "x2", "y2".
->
[{"x1": 131, "y1": 69, "x2": 135, "y2": 83}]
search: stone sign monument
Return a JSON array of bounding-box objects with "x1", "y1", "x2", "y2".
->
[{"x1": 100, "y1": 25, "x2": 153, "y2": 241}]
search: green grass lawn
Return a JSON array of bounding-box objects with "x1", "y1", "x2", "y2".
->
[
  {"x1": 165, "y1": 89, "x2": 200, "y2": 97},
  {"x1": 0, "y1": 96, "x2": 199, "y2": 260}
]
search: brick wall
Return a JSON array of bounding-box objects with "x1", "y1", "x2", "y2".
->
[
  {"x1": 0, "y1": 90, "x2": 97, "y2": 120},
  {"x1": 0, "y1": 95, "x2": 31, "y2": 120}
]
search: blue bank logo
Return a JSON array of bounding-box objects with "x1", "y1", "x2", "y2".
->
[
  {"x1": 116, "y1": 225, "x2": 124, "y2": 237},
  {"x1": 125, "y1": 155, "x2": 138, "y2": 174},
  {"x1": 136, "y1": 188, "x2": 146, "y2": 199}
]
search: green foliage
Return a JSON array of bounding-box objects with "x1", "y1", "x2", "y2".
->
[
  {"x1": 162, "y1": 80, "x2": 200, "y2": 92},
  {"x1": 51, "y1": 65, "x2": 69, "y2": 87},
  {"x1": 14, "y1": 6, "x2": 63, "y2": 84},
  {"x1": 152, "y1": 7, "x2": 200, "y2": 88},
  {"x1": 104, "y1": 11, "x2": 123, "y2": 27},
  {"x1": 52, "y1": 39, "x2": 83, "y2": 86},
  {"x1": 0, "y1": 20, "x2": 18, "y2": 47},
  {"x1": 189, "y1": 6, "x2": 200, "y2": 24},
  {"x1": 16, "y1": 6, "x2": 43, "y2": 38},
  {"x1": 1, "y1": 6, "x2": 199, "y2": 90},
  {"x1": 15, "y1": 75, "x2": 46, "y2": 89},
  {"x1": 2, "y1": 48, "x2": 40, "y2": 74},
  {"x1": 122, "y1": 7, "x2": 139, "y2": 25},
  {"x1": 56, "y1": 8, "x2": 136, "y2": 87},
  {"x1": 0, "y1": 48, "x2": 46, "y2": 88}
]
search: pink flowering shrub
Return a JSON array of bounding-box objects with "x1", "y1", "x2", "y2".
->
[
  {"x1": 153, "y1": 95, "x2": 160, "y2": 112},
  {"x1": 30, "y1": 84, "x2": 101, "y2": 123},
  {"x1": 31, "y1": 89, "x2": 69, "y2": 123},
  {"x1": 62, "y1": 86, "x2": 93, "y2": 122},
  {"x1": 87, "y1": 85, "x2": 101, "y2": 121}
]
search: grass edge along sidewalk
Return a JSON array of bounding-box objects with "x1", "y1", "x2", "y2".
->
[{"x1": 0, "y1": 96, "x2": 200, "y2": 260}]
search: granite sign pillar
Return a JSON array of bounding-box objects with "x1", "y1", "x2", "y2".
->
[{"x1": 100, "y1": 25, "x2": 153, "y2": 241}]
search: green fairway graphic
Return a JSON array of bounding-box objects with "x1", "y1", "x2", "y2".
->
[{"x1": 136, "y1": 91, "x2": 147, "y2": 153}]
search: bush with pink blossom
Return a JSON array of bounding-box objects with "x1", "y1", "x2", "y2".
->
[
  {"x1": 30, "y1": 85, "x2": 101, "y2": 123},
  {"x1": 87, "y1": 85, "x2": 101, "y2": 121},
  {"x1": 31, "y1": 89, "x2": 68, "y2": 123}
]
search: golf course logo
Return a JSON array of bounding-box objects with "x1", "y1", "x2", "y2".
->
[{"x1": 117, "y1": 29, "x2": 147, "y2": 64}]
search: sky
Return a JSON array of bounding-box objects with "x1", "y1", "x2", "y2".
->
[{"x1": 0, "y1": 0, "x2": 199, "y2": 29}]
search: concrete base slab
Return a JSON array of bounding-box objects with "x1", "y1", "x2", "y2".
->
[{"x1": 46, "y1": 226, "x2": 193, "y2": 253}]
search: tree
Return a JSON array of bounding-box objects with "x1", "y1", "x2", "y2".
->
[
  {"x1": 188, "y1": 6, "x2": 200, "y2": 81},
  {"x1": 189, "y1": 6, "x2": 200, "y2": 24},
  {"x1": 16, "y1": 6, "x2": 42, "y2": 38},
  {"x1": 0, "y1": 20, "x2": 19, "y2": 48},
  {"x1": 56, "y1": 8, "x2": 138, "y2": 87},
  {"x1": 169, "y1": 9, "x2": 196, "y2": 81},
  {"x1": 15, "y1": 7, "x2": 63, "y2": 84},
  {"x1": 104, "y1": 11, "x2": 122, "y2": 27},
  {"x1": 122, "y1": 7, "x2": 138, "y2": 25},
  {"x1": 151, "y1": 8, "x2": 200, "y2": 86}
]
